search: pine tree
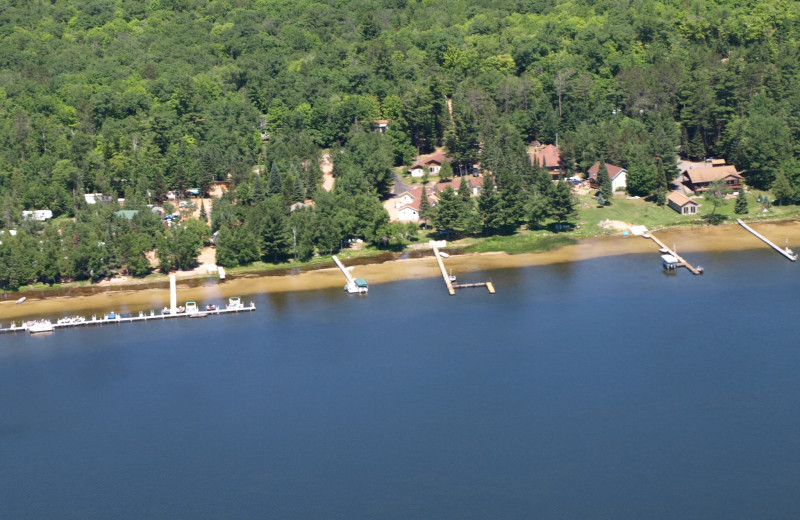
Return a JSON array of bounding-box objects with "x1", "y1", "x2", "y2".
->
[
  {"x1": 259, "y1": 197, "x2": 291, "y2": 263},
  {"x1": 771, "y1": 170, "x2": 793, "y2": 206},
  {"x1": 199, "y1": 200, "x2": 207, "y2": 223},
  {"x1": 418, "y1": 190, "x2": 431, "y2": 223},
  {"x1": 654, "y1": 159, "x2": 668, "y2": 205},
  {"x1": 549, "y1": 181, "x2": 577, "y2": 225},
  {"x1": 735, "y1": 187, "x2": 748, "y2": 214},
  {"x1": 253, "y1": 173, "x2": 266, "y2": 203},
  {"x1": 439, "y1": 159, "x2": 453, "y2": 181},
  {"x1": 214, "y1": 225, "x2": 238, "y2": 267},
  {"x1": 432, "y1": 186, "x2": 462, "y2": 237},
  {"x1": 457, "y1": 175, "x2": 471, "y2": 203},
  {"x1": 268, "y1": 162, "x2": 282, "y2": 195},
  {"x1": 478, "y1": 175, "x2": 503, "y2": 235},
  {"x1": 596, "y1": 161, "x2": 613, "y2": 205}
]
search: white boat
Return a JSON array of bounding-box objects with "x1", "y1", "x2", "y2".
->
[
  {"x1": 185, "y1": 301, "x2": 198, "y2": 314},
  {"x1": 16, "y1": 297, "x2": 26, "y2": 304},
  {"x1": 344, "y1": 278, "x2": 369, "y2": 294},
  {"x1": 642, "y1": 233, "x2": 650, "y2": 239},
  {"x1": 189, "y1": 311, "x2": 207, "y2": 318},
  {"x1": 439, "y1": 251, "x2": 450, "y2": 258},
  {"x1": 448, "y1": 269, "x2": 457, "y2": 282},
  {"x1": 227, "y1": 296, "x2": 242, "y2": 309},
  {"x1": 28, "y1": 320, "x2": 54, "y2": 333},
  {"x1": 218, "y1": 266, "x2": 226, "y2": 280}
]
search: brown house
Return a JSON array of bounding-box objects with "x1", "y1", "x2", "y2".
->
[
  {"x1": 667, "y1": 191, "x2": 699, "y2": 215},
  {"x1": 683, "y1": 165, "x2": 743, "y2": 192},
  {"x1": 529, "y1": 143, "x2": 564, "y2": 180}
]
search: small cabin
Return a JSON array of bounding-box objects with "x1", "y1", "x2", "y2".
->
[{"x1": 667, "y1": 191, "x2": 699, "y2": 215}]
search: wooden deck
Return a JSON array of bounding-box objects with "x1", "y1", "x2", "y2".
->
[
  {"x1": 648, "y1": 234, "x2": 703, "y2": 275},
  {"x1": 433, "y1": 246, "x2": 456, "y2": 295},
  {"x1": 737, "y1": 219, "x2": 797, "y2": 261}
]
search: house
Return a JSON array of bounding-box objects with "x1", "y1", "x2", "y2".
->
[
  {"x1": 667, "y1": 191, "x2": 700, "y2": 215},
  {"x1": 394, "y1": 187, "x2": 437, "y2": 222},
  {"x1": 529, "y1": 142, "x2": 564, "y2": 180},
  {"x1": 588, "y1": 162, "x2": 628, "y2": 191},
  {"x1": 84, "y1": 193, "x2": 112, "y2": 205},
  {"x1": 372, "y1": 120, "x2": 390, "y2": 133},
  {"x1": 408, "y1": 150, "x2": 450, "y2": 178},
  {"x1": 682, "y1": 164, "x2": 743, "y2": 193},
  {"x1": 434, "y1": 176, "x2": 484, "y2": 196},
  {"x1": 21, "y1": 210, "x2": 53, "y2": 221},
  {"x1": 208, "y1": 181, "x2": 230, "y2": 198}
]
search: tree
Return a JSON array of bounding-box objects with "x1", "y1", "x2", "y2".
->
[
  {"x1": 432, "y1": 187, "x2": 462, "y2": 237},
  {"x1": 549, "y1": 181, "x2": 577, "y2": 225},
  {"x1": 214, "y1": 225, "x2": 238, "y2": 267},
  {"x1": 268, "y1": 162, "x2": 283, "y2": 195},
  {"x1": 478, "y1": 176, "x2": 503, "y2": 235},
  {"x1": 596, "y1": 161, "x2": 613, "y2": 205},
  {"x1": 457, "y1": 176, "x2": 472, "y2": 203},
  {"x1": 703, "y1": 180, "x2": 729, "y2": 224},
  {"x1": 418, "y1": 190, "x2": 431, "y2": 223},
  {"x1": 439, "y1": 160, "x2": 453, "y2": 181},
  {"x1": 772, "y1": 170, "x2": 793, "y2": 206},
  {"x1": 259, "y1": 197, "x2": 291, "y2": 263},
  {"x1": 735, "y1": 188, "x2": 749, "y2": 214}
]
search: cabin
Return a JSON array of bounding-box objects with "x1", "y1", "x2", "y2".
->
[
  {"x1": 208, "y1": 181, "x2": 230, "y2": 198},
  {"x1": 667, "y1": 191, "x2": 699, "y2": 215},
  {"x1": 372, "y1": 120, "x2": 390, "y2": 133},
  {"x1": 588, "y1": 162, "x2": 628, "y2": 191},
  {"x1": 434, "y1": 176, "x2": 484, "y2": 196},
  {"x1": 21, "y1": 210, "x2": 53, "y2": 221},
  {"x1": 84, "y1": 193, "x2": 113, "y2": 205},
  {"x1": 529, "y1": 142, "x2": 564, "y2": 180},
  {"x1": 408, "y1": 150, "x2": 450, "y2": 177},
  {"x1": 683, "y1": 164, "x2": 743, "y2": 193}
]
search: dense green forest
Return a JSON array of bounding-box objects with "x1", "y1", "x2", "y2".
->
[{"x1": 2, "y1": 0, "x2": 800, "y2": 290}]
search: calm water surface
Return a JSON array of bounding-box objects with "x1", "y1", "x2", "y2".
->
[{"x1": 1, "y1": 249, "x2": 799, "y2": 519}]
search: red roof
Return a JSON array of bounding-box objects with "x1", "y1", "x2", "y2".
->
[
  {"x1": 529, "y1": 144, "x2": 562, "y2": 169},
  {"x1": 588, "y1": 162, "x2": 626, "y2": 180},
  {"x1": 396, "y1": 187, "x2": 437, "y2": 211},
  {"x1": 410, "y1": 149, "x2": 450, "y2": 169}
]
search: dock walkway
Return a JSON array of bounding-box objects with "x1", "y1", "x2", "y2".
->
[
  {"x1": 0, "y1": 302, "x2": 256, "y2": 335},
  {"x1": 648, "y1": 234, "x2": 703, "y2": 275},
  {"x1": 737, "y1": 219, "x2": 797, "y2": 261},
  {"x1": 433, "y1": 246, "x2": 455, "y2": 295}
]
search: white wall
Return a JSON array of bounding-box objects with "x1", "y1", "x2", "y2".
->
[{"x1": 397, "y1": 207, "x2": 419, "y2": 222}]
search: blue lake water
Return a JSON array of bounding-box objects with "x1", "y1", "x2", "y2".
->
[{"x1": 1, "y1": 249, "x2": 799, "y2": 519}]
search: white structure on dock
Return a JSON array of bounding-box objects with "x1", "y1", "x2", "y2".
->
[{"x1": 332, "y1": 255, "x2": 368, "y2": 294}]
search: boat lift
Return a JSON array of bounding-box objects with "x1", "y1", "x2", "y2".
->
[{"x1": 333, "y1": 255, "x2": 368, "y2": 294}]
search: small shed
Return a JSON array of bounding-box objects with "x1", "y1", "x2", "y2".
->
[
  {"x1": 667, "y1": 191, "x2": 699, "y2": 215},
  {"x1": 661, "y1": 254, "x2": 678, "y2": 269}
]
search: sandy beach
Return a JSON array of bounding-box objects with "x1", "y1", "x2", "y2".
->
[{"x1": 3, "y1": 219, "x2": 800, "y2": 323}]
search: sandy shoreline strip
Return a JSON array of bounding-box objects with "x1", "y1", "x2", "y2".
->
[{"x1": 2, "y1": 220, "x2": 800, "y2": 322}]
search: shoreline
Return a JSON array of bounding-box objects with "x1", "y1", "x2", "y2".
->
[{"x1": 3, "y1": 219, "x2": 800, "y2": 322}]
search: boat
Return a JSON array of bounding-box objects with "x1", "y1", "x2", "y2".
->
[
  {"x1": 439, "y1": 251, "x2": 450, "y2": 258},
  {"x1": 661, "y1": 254, "x2": 678, "y2": 269},
  {"x1": 227, "y1": 297, "x2": 242, "y2": 310},
  {"x1": 28, "y1": 320, "x2": 54, "y2": 333},
  {"x1": 642, "y1": 233, "x2": 651, "y2": 239},
  {"x1": 448, "y1": 269, "x2": 457, "y2": 282},
  {"x1": 107, "y1": 312, "x2": 118, "y2": 320},
  {"x1": 16, "y1": 297, "x2": 26, "y2": 304},
  {"x1": 206, "y1": 304, "x2": 217, "y2": 311},
  {"x1": 185, "y1": 301, "x2": 198, "y2": 314},
  {"x1": 218, "y1": 266, "x2": 226, "y2": 280},
  {"x1": 189, "y1": 311, "x2": 207, "y2": 318}
]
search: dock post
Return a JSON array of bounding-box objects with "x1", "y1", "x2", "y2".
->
[{"x1": 169, "y1": 274, "x2": 177, "y2": 314}]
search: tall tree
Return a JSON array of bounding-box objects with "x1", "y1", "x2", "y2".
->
[{"x1": 596, "y1": 161, "x2": 613, "y2": 205}]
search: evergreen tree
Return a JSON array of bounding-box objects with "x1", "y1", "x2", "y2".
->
[
  {"x1": 654, "y1": 159, "x2": 668, "y2": 206},
  {"x1": 457, "y1": 176, "x2": 472, "y2": 203},
  {"x1": 596, "y1": 161, "x2": 613, "y2": 205},
  {"x1": 549, "y1": 181, "x2": 577, "y2": 225},
  {"x1": 418, "y1": 190, "x2": 431, "y2": 223},
  {"x1": 772, "y1": 170, "x2": 793, "y2": 206},
  {"x1": 215, "y1": 225, "x2": 238, "y2": 267},
  {"x1": 259, "y1": 197, "x2": 291, "y2": 263},
  {"x1": 199, "y1": 200, "x2": 207, "y2": 223},
  {"x1": 478, "y1": 175, "x2": 503, "y2": 235},
  {"x1": 735, "y1": 187, "x2": 749, "y2": 214},
  {"x1": 268, "y1": 162, "x2": 283, "y2": 195},
  {"x1": 432, "y1": 187, "x2": 462, "y2": 237},
  {"x1": 253, "y1": 173, "x2": 266, "y2": 204}
]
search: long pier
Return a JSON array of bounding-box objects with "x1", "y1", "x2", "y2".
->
[
  {"x1": 737, "y1": 219, "x2": 797, "y2": 261},
  {"x1": 0, "y1": 302, "x2": 256, "y2": 335},
  {"x1": 648, "y1": 233, "x2": 703, "y2": 275},
  {"x1": 432, "y1": 246, "x2": 455, "y2": 295}
]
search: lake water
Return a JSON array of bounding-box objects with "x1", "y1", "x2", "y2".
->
[{"x1": 1, "y1": 249, "x2": 799, "y2": 519}]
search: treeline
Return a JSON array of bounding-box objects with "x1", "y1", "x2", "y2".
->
[{"x1": 2, "y1": 0, "x2": 800, "y2": 289}]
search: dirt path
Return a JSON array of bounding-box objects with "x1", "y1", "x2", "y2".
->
[{"x1": 321, "y1": 153, "x2": 335, "y2": 192}]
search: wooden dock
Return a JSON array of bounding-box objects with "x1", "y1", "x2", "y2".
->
[
  {"x1": 433, "y1": 246, "x2": 456, "y2": 295},
  {"x1": 737, "y1": 219, "x2": 797, "y2": 261},
  {"x1": 452, "y1": 281, "x2": 496, "y2": 294},
  {"x1": 0, "y1": 302, "x2": 256, "y2": 335},
  {"x1": 648, "y1": 234, "x2": 703, "y2": 275}
]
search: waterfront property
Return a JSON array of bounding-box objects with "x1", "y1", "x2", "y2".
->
[
  {"x1": 682, "y1": 163, "x2": 743, "y2": 193},
  {"x1": 588, "y1": 162, "x2": 628, "y2": 191},
  {"x1": 529, "y1": 142, "x2": 564, "y2": 180}
]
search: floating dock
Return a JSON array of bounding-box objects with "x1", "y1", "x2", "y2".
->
[
  {"x1": 648, "y1": 233, "x2": 703, "y2": 275},
  {"x1": 0, "y1": 301, "x2": 256, "y2": 335},
  {"x1": 737, "y1": 219, "x2": 797, "y2": 261}
]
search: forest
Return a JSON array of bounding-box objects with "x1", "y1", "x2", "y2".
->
[{"x1": 2, "y1": 0, "x2": 800, "y2": 290}]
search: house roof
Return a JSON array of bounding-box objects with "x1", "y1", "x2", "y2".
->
[
  {"x1": 588, "y1": 162, "x2": 626, "y2": 180},
  {"x1": 684, "y1": 165, "x2": 742, "y2": 184},
  {"x1": 397, "y1": 187, "x2": 437, "y2": 212},
  {"x1": 529, "y1": 144, "x2": 562, "y2": 169},
  {"x1": 410, "y1": 149, "x2": 450, "y2": 169},
  {"x1": 115, "y1": 210, "x2": 140, "y2": 220},
  {"x1": 667, "y1": 191, "x2": 698, "y2": 207}
]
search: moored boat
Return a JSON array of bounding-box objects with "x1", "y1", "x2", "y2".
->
[
  {"x1": 28, "y1": 320, "x2": 54, "y2": 333},
  {"x1": 16, "y1": 296, "x2": 26, "y2": 304}
]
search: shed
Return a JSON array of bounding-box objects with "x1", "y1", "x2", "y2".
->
[{"x1": 667, "y1": 191, "x2": 699, "y2": 215}]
